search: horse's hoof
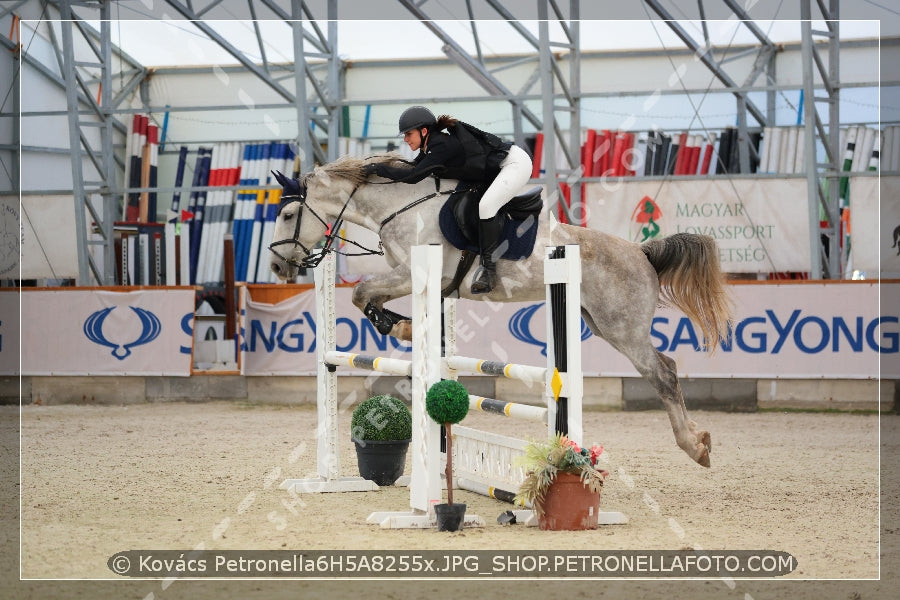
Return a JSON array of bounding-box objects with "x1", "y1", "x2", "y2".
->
[
  {"x1": 696, "y1": 445, "x2": 711, "y2": 468},
  {"x1": 392, "y1": 320, "x2": 413, "y2": 341},
  {"x1": 698, "y1": 430, "x2": 712, "y2": 453}
]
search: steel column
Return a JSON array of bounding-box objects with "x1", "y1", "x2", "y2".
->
[
  {"x1": 97, "y1": 10, "x2": 116, "y2": 283},
  {"x1": 59, "y1": 2, "x2": 95, "y2": 284},
  {"x1": 800, "y1": 0, "x2": 841, "y2": 279},
  {"x1": 291, "y1": 0, "x2": 316, "y2": 171}
]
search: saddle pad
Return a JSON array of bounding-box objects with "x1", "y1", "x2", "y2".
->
[{"x1": 438, "y1": 199, "x2": 539, "y2": 260}]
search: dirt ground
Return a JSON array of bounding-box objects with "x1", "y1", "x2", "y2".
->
[{"x1": 4, "y1": 401, "x2": 899, "y2": 600}]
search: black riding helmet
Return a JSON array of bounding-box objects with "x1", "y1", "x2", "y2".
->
[{"x1": 398, "y1": 105, "x2": 436, "y2": 135}]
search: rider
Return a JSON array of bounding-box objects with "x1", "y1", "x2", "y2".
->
[{"x1": 365, "y1": 106, "x2": 533, "y2": 294}]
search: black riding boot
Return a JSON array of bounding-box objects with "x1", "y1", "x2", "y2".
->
[{"x1": 471, "y1": 216, "x2": 503, "y2": 294}]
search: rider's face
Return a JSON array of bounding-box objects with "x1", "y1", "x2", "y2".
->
[{"x1": 403, "y1": 128, "x2": 426, "y2": 152}]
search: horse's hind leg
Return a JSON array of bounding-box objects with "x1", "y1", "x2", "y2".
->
[
  {"x1": 622, "y1": 340, "x2": 711, "y2": 467},
  {"x1": 581, "y1": 302, "x2": 710, "y2": 466},
  {"x1": 645, "y1": 348, "x2": 711, "y2": 467}
]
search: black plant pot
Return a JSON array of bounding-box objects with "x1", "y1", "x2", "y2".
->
[
  {"x1": 352, "y1": 438, "x2": 410, "y2": 486},
  {"x1": 434, "y1": 503, "x2": 467, "y2": 532}
]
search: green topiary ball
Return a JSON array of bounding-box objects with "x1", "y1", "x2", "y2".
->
[
  {"x1": 425, "y1": 380, "x2": 469, "y2": 425},
  {"x1": 350, "y1": 395, "x2": 412, "y2": 441}
]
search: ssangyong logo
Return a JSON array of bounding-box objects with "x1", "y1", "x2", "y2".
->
[
  {"x1": 83, "y1": 306, "x2": 162, "y2": 360},
  {"x1": 509, "y1": 303, "x2": 591, "y2": 355}
]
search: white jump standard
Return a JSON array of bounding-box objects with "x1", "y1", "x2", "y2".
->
[{"x1": 279, "y1": 253, "x2": 381, "y2": 493}]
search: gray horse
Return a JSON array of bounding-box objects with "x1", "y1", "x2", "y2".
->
[{"x1": 268, "y1": 155, "x2": 734, "y2": 467}]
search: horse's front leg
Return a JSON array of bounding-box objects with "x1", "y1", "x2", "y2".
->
[{"x1": 351, "y1": 265, "x2": 414, "y2": 341}]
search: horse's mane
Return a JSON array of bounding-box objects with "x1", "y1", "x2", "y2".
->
[{"x1": 300, "y1": 153, "x2": 410, "y2": 187}]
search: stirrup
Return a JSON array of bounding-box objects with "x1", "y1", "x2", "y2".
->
[{"x1": 470, "y1": 265, "x2": 496, "y2": 294}]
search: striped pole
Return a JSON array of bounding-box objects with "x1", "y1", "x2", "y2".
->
[
  {"x1": 445, "y1": 355, "x2": 546, "y2": 383},
  {"x1": 256, "y1": 142, "x2": 284, "y2": 283},
  {"x1": 247, "y1": 143, "x2": 272, "y2": 283},
  {"x1": 147, "y1": 124, "x2": 159, "y2": 222},
  {"x1": 124, "y1": 114, "x2": 142, "y2": 221},
  {"x1": 195, "y1": 143, "x2": 220, "y2": 283},
  {"x1": 208, "y1": 142, "x2": 241, "y2": 284},
  {"x1": 189, "y1": 147, "x2": 211, "y2": 284},
  {"x1": 323, "y1": 351, "x2": 412, "y2": 377},
  {"x1": 233, "y1": 143, "x2": 254, "y2": 281},
  {"x1": 468, "y1": 395, "x2": 547, "y2": 422},
  {"x1": 138, "y1": 115, "x2": 150, "y2": 222}
]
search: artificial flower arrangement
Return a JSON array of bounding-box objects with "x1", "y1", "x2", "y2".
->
[{"x1": 514, "y1": 433, "x2": 609, "y2": 516}]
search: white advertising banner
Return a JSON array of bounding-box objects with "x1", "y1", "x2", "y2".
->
[
  {"x1": 240, "y1": 287, "x2": 413, "y2": 376},
  {"x1": 19, "y1": 288, "x2": 195, "y2": 376},
  {"x1": 240, "y1": 290, "x2": 321, "y2": 375},
  {"x1": 584, "y1": 179, "x2": 811, "y2": 273},
  {"x1": 241, "y1": 282, "x2": 895, "y2": 379},
  {"x1": 850, "y1": 175, "x2": 900, "y2": 276}
]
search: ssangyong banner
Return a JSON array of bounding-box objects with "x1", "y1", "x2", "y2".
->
[
  {"x1": 19, "y1": 289, "x2": 195, "y2": 376},
  {"x1": 584, "y1": 179, "x2": 811, "y2": 273},
  {"x1": 242, "y1": 282, "x2": 895, "y2": 379}
]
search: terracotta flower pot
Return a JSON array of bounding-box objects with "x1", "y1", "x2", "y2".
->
[{"x1": 537, "y1": 471, "x2": 601, "y2": 531}]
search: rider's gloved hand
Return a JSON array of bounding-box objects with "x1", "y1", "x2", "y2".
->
[{"x1": 272, "y1": 170, "x2": 303, "y2": 197}]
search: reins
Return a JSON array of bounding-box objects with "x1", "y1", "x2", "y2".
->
[{"x1": 378, "y1": 187, "x2": 456, "y2": 235}]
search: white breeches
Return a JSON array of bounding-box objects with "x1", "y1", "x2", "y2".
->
[{"x1": 478, "y1": 144, "x2": 534, "y2": 219}]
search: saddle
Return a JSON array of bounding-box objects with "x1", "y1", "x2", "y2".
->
[
  {"x1": 438, "y1": 186, "x2": 543, "y2": 260},
  {"x1": 437, "y1": 185, "x2": 543, "y2": 297}
]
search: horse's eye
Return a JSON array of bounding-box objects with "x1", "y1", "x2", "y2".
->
[{"x1": 283, "y1": 212, "x2": 294, "y2": 221}]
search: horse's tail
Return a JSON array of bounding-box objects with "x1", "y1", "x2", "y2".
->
[{"x1": 641, "y1": 233, "x2": 734, "y2": 353}]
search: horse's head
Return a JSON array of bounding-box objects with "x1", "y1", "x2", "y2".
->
[
  {"x1": 268, "y1": 154, "x2": 413, "y2": 279},
  {"x1": 268, "y1": 158, "x2": 370, "y2": 279}
]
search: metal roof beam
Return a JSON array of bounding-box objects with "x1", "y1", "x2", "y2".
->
[
  {"x1": 0, "y1": 0, "x2": 28, "y2": 20},
  {"x1": 720, "y1": 0, "x2": 776, "y2": 47},
  {"x1": 484, "y1": 0, "x2": 540, "y2": 49},
  {"x1": 642, "y1": 0, "x2": 768, "y2": 126},
  {"x1": 51, "y1": 3, "x2": 147, "y2": 72},
  {"x1": 396, "y1": 0, "x2": 543, "y2": 131},
  {"x1": 482, "y1": 0, "x2": 574, "y2": 105},
  {"x1": 194, "y1": 0, "x2": 227, "y2": 18},
  {"x1": 258, "y1": 0, "x2": 328, "y2": 54},
  {"x1": 162, "y1": 0, "x2": 297, "y2": 104},
  {"x1": 248, "y1": 0, "x2": 270, "y2": 71}
]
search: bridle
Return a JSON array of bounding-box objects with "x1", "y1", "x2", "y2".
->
[
  {"x1": 267, "y1": 171, "x2": 460, "y2": 270},
  {"x1": 267, "y1": 179, "x2": 381, "y2": 270}
]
